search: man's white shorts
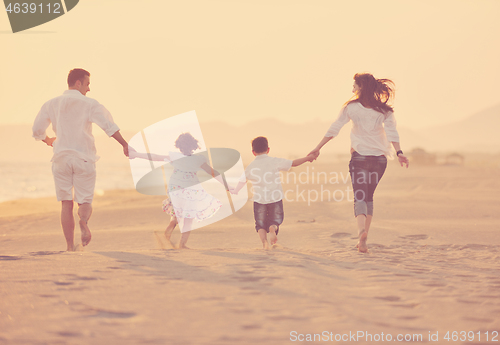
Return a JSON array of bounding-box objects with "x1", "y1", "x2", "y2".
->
[{"x1": 52, "y1": 157, "x2": 96, "y2": 204}]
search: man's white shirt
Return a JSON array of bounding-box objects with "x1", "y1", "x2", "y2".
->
[{"x1": 32, "y1": 90, "x2": 119, "y2": 163}]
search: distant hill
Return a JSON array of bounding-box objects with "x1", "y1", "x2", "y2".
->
[
  {"x1": 416, "y1": 103, "x2": 500, "y2": 152},
  {"x1": 3, "y1": 104, "x2": 499, "y2": 164}
]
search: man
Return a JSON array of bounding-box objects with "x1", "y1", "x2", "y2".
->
[{"x1": 32, "y1": 68, "x2": 129, "y2": 251}]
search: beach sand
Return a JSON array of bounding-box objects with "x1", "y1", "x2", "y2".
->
[{"x1": 1, "y1": 162, "x2": 499, "y2": 344}]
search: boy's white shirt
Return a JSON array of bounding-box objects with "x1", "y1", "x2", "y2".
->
[{"x1": 240, "y1": 154, "x2": 292, "y2": 204}]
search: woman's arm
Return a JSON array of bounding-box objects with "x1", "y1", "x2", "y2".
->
[
  {"x1": 308, "y1": 106, "x2": 349, "y2": 158},
  {"x1": 308, "y1": 136, "x2": 333, "y2": 158},
  {"x1": 391, "y1": 142, "x2": 409, "y2": 168}
]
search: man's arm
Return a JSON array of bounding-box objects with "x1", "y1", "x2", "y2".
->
[
  {"x1": 33, "y1": 103, "x2": 54, "y2": 146},
  {"x1": 42, "y1": 136, "x2": 56, "y2": 147},
  {"x1": 111, "y1": 131, "x2": 129, "y2": 157}
]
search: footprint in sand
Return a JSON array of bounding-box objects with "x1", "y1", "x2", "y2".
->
[
  {"x1": 421, "y1": 281, "x2": 448, "y2": 287},
  {"x1": 460, "y1": 244, "x2": 490, "y2": 250},
  {"x1": 297, "y1": 219, "x2": 315, "y2": 223},
  {"x1": 399, "y1": 234, "x2": 428, "y2": 241},
  {"x1": 393, "y1": 303, "x2": 420, "y2": 309},
  {"x1": 56, "y1": 331, "x2": 82, "y2": 337},
  {"x1": 0, "y1": 255, "x2": 22, "y2": 260},
  {"x1": 241, "y1": 324, "x2": 261, "y2": 330},
  {"x1": 375, "y1": 296, "x2": 401, "y2": 302},
  {"x1": 29, "y1": 251, "x2": 64, "y2": 256},
  {"x1": 89, "y1": 310, "x2": 136, "y2": 319},
  {"x1": 330, "y1": 232, "x2": 357, "y2": 243}
]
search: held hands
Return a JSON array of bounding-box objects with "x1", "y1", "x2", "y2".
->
[
  {"x1": 306, "y1": 153, "x2": 317, "y2": 162},
  {"x1": 127, "y1": 146, "x2": 137, "y2": 159},
  {"x1": 307, "y1": 149, "x2": 320, "y2": 161},
  {"x1": 398, "y1": 154, "x2": 409, "y2": 168}
]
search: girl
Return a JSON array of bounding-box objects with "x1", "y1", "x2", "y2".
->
[
  {"x1": 309, "y1": 73, "x2": 409, "y2": 253},
  {"x1": 130, "y1": 133, "x2": 224, "y2": 249}
]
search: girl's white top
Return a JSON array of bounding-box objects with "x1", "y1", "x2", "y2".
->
[
  {"x1": 167, "y1": 151, "x2": 207, "y2": 172},
  {"x1": 325, "y1": 102, "x2": 400, "y2": 158}
]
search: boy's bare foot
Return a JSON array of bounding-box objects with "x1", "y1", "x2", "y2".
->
[
  {"x1": 262, "y1": 241, "x2": 270, "y2": 250},
  {"x1": 269, "y1": 225, "x2": 278, "y2": 245},
  {"x1": 79, "y1": 220, "x2": 92, "y2": 246},
  {"x1": 357, "y1": 231, "x2": 368, "y2": 253},
  {"x1": 74, "y1": 244, "x2": 84, "y2": 252}
]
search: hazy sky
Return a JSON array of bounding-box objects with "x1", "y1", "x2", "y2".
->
[{"x1": 1, "y1": 0, "x2": 499, "y2": 131}]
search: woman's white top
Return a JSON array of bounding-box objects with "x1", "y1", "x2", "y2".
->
[{"x1": 325, "y1": 102, "x2": 400, "y2": 158}]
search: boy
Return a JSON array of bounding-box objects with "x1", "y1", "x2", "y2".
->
[{"x1": 230, "y1": 136, "x2": 315, "y2": 249}]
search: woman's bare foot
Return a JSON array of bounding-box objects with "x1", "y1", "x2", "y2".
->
[
  {"x1": 357, "y1": 231, "x2": 368, "y2": 253},
  {"x1": 269, "y1": 225, "x2": 278, "y2": 245},
  {"x1": 79, "y1": 220, "x2": 92, "y2": 246}
]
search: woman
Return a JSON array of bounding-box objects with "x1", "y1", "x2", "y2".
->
[{"x1": 309, "y1": 73, "x2": 409, "y2": 253}]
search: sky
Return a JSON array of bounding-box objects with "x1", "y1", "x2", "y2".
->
[{"x1": 1, "y1": 0, "x2": 499, "y2": 132}]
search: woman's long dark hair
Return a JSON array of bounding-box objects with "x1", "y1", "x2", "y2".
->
[{"x1": 347, "y1": 73, "x2": 395, "y2": 116}]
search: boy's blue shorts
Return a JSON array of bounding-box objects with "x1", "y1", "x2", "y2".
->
[{"x1": 253, "y1": 200, "x2": 284, "y2": 234}]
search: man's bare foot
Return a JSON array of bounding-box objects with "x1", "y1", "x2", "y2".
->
[
  {"x1": 357, "y1": 231, "x2": 368, "y2": 253},
  {"x1": 79, "y1": 220, "x2": 91, "y2": 246},
  {"x1": 269, "y1": 226, "x2": 278, "y2": 245}
]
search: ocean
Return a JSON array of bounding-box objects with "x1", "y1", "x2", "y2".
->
[{"x1": 0, "y1": 161, "x2": 135, "y2": 203}]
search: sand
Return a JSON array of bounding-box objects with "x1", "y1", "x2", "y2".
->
[{"x1": 1, "y1": 162, "x2": 499, "y2": 344}]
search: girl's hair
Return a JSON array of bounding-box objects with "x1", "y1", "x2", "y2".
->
[
  {"x1": 175, "y1": 132, "x2": 200, "y2": 155},
  {"x1": 347, "y1": 73, "x2": 395, "y2": 116}
]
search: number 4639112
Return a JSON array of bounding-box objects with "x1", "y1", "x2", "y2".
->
[
  {"x1": 443, "y1": 331, "x2": 498, "y2": 342},
  {"x1": 5, "y1": 3, "x2": 62, "y2": 14}
]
